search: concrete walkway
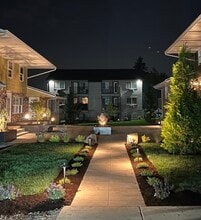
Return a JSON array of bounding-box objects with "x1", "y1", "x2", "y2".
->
[
  {"x1": 57, "y1": 133, "x2": 201, "y2": 220},
  {"x1": 57, "y1": 134, "x2": 144, "y2": 220}
]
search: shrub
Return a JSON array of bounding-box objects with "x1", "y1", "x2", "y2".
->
[
  {"x1": 62, "y1": 133, "x2": 70, "y2": 143},
  {"x1": 134, "y1": 157, "x2": 143, "y2": 162},
  {"x1": 85, "y1": 145, "x2": 92, "y2": 150},
  {"x1": 147, "y1": 177, "x2": 172, "y2": 199},
  {"x1": 66, "y1": 168, "x2": 79, "y2": 176},
  {"x1": 136, "y1": 162, "x2": 149, "y2": 169},
  {"x1": 73, "y1": 156, "x2": 84, "y2": 162},
  {"x1": 81, "y1": 148, "x2": 90, "y2": 153},
  {"x1": 58, "y1": 177, "x2": 71, "y2": 185},
  {"x1": 49, "y1": 134, "x2": 60, "y2": 142},
  {"x1": 0, "y1": 184, "x2": 19, "y2": 201},
  {"x1": 71, "y1": 162, "x2": 83, "y2": 168},
  {"x1": 75, "y1": 135, "x2": 85, "y2": 143},
  {"x1": 78, "y1": 152, "x2": 88, "y2": 157},
  {"x1": 36, "y1": 132, "x2": 45, "y2": 143},
  {"x1": 141, "y1": 135, "x2": 151, "y2": 143},
  {"x1": 130, "y1": 148, "x2": 137, "y2": 154},
  {"x1": 140, "y1": 169, "x2": 154, "y2": 177},
  {"x1": 46, "y1": 183, "x2": 65, "y2": 200}
]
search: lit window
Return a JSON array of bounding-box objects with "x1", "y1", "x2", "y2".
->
[
  {"x1": 8, "y1": 61, "x2": 13, "y2": 78},
  {"x1": 13, "y1": 96, "x2": 23, "y2": 114},
  {"x1": 82, "y1": 97, "x2": 88, "y2": 104},
  {"x1": 19, "y1": 67, "x2": 24, "y2": 81}
]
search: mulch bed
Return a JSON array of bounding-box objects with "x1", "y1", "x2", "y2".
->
[
  {"x1": 0, "y1": 144, "x2": 97, "y2": 216},
  {"x1": 125, "y1": 143, "x2": 201, "y2": 206}
]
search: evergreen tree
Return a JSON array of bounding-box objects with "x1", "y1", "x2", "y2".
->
[
  {"x1": 64, "y1": 91, "x2": 78, "y2": 124},
  {"x1": 105, "y1": 101, "x2": 118, "y2": 121},
  {"x1": 161, "y1": 46, "x2": 201, "y2": 154}
]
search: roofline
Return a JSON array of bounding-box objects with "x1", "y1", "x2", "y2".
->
[
  {"x1": 0, "y1": 29, "x2": 56, "y2": 69},
  {"x1": 165, "y1": 14, "x2": 201, "y2": 57},
  {"x1": 27, "y1": 86, "x2": 56, "y2": 98}
]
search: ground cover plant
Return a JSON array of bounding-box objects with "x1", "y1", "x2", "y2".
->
[{"x1": 0, "y1": 143, "x2": 83, "y2": 195}]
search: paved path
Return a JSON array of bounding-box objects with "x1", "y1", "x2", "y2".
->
[{"x1": 57, "y1": 133, "x2": 145, "y2": 220}]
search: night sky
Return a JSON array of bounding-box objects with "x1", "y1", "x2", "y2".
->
[{"x1": 1, "y1": 0, "x2": 201, "y2": 75}]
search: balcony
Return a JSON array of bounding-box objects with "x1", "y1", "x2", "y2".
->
[
  {"x1": 70, "y1": 87, "x2": 88, "y2": 94},
  {"x1": 102, "y1": 86, "x2": 120, "y2": 94}
]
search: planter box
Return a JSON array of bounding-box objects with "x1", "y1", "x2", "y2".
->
[
  {"x1": 0, "y1": 130, "x2": 17, "y2": 142},
  {"x1": 94, "y1": 127, "x2": 112, "y2": 135}
]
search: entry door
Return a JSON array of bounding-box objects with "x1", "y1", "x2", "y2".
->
[{"x1": 6, "y1": 92, "x2": 12, "y2": 122}]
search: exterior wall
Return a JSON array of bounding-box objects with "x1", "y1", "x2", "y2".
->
[
  {"x1": 120, "y1": 79, "x2": 143, "y2": 119},
  {"x1": 48, "y1": 78, "x2": 144, "y2": 122},
  {"x1": 88, "y1": 82, "x2": 102, "y2": 120}
]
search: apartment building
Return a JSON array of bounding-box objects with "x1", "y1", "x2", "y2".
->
[{"x1": 47, "y1": 69, "x2": 144, "y2": 121}]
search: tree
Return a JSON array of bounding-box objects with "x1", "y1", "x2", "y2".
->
[
  {"x1": 161, "y1": 46, "x2": 201, "y2": 154},
  {"x1": 105, "y1": 101, "x2": 118, "y2": 121},
  {"x1": 30, "y1": 101, "x2": 48, "y2": 124},
  {"x1": 63, "y1": 91, "x2": 78, "y2": 124},
  {"x1": 133, "y1": 56, "x2": 148, "y2": 74}
]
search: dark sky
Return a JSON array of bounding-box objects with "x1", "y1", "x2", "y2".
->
[{"x1": 1, "y1": 0, "x2": 201, "y2": 75}]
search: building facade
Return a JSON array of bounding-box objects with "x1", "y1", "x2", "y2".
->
[
  {"x1": 47, "y1": 69, "x2": 144, "y2": 121},
  {"x1": 0, "y1": 29, "x2": 58, "y2": 124}
]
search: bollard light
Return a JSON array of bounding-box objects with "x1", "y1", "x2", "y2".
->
[
  {"x1": 62, "y1": 162, "x2": 68, "y2": 186},
  {"x1": 127, "y1": 133, "x2": 138, "y2": 145}
]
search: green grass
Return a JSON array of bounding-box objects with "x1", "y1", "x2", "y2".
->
[
  {"x1": 78, "y1": 119, "x2": 150, "y2": 126},
  {"x1": 139, "y1": 143, "x2": 201, "y2": 193},
  {"x1": 0, "y1": 143, "x2": 83, "y2": 195}
]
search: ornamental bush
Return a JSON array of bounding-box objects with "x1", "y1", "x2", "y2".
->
[{"x1": 161, "y1": 46, "x2": 201, "y2": 154}]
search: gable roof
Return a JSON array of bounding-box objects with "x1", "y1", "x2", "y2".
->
[
  {"x1": 27, "y1": 86, "x2": 57, "y2": 98},
  {"x1": 165, "y1": 14, "x2": 201, "y2": 56},
  {"x1": 47, "y1": 69, "x2": 143, "y2": 81},
  {"x1": 0, "y1": 29, "x2": 56, "y2": 69}
]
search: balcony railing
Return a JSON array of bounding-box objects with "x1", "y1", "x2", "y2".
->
[
  {"x1": 102, "y1": 86, "x2": 120, "y2": 94},
  {"x1": 70, "y1": 87, "x2": 88, "y2": 94}
]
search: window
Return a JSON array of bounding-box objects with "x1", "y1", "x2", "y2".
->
[
  {"x1": 72, "y1": 82, "x2": 78, "y2": 93},
  {"x1": 19, "y1": 67, "x2": 24, "y2": 81},
  {"x1": 102, "y1": 97, "x2": 110, "y2": 106},
  {"x1": 103, "y1": 82, "x2": 110, "y2": 89},
  {"x1": 126, "y1": 81, "x2": 137, "y2": 89},
  {"x1": 8, "y1": 61, "x2": 13, "y2": 78},
  {"x1": 13, "y1": 96, "x2": 23, "y2": 114},
  {"x1": 127, "y1": 97, "x2": 137, "y2": 105},
  {"x1": 82, "y1": 97, "x2": 88, "y2": 104},
  {"x1": 113, "y1": 82, "x2": 119, "y2": 93},
  {"x1": 74, "y1": 97, "x2": 78, "y2": 104},
  {"x1": 102, "y1": 81, "x2": 110, "y2": 93},
  {"x1": 113, "y1": 97, "x2": 119, "y2": 106},
  {"x1": 54, "y1": 81, "x2": 65, "y2": 89}
]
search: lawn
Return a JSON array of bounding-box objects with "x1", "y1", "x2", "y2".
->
[
  {"x1": 139, "y1": 143, "x2": 201, "y2": 193},
  {"x1": 78, "y1": 119, "x2": 151, "y2": 126},
  {"x1": 0, "y1": 143, "x2": 83, "y2": 195}
]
